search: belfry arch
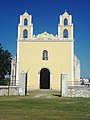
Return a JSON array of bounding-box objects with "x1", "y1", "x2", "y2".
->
[{"x1": 40, "y1": 68, "x2": 50, "y2": 89}]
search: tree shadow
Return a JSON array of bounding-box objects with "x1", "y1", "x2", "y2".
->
[{"x1": 52, "y1": 94, "x2": 61, "y2": 97}]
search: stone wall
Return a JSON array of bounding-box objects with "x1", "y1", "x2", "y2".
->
[
  {"x1": 74, "y1": 55, "x2": 80, "y2": 84},
  {"x1": 68, "y1": 86, "x2": 90, "y2": 97},
  {"x1": 0, "y1": 86, "x2": 19, "y2": 96},
  {"x1": 0, "y1": 85, "x2": 90, "y2": 97}
]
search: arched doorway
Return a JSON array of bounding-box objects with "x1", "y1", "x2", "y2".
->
[{"x1": 40, "y1": 68, "x2": 50, "y2": 89}]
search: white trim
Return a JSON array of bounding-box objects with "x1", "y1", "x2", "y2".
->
[
  {"x1": 50, "y1": 73, "x2": 52, "y2": 89},
  {"x1": 71, "y1": 25, "x2": 73, "y2": 39},
  {"x1": 60, "y1": 15, "x2": 62, "y2": 25},
  {"x1": 16, "y1": 41, "x2": 19, "y2": 86},
  {"x1": 38, "y1": 72, "x2": 40, "y2": 89},
  {"x1": 72, "y1": 41, "x2": 74, "y2": 86},
  {"x1": 31, "y1": 24, "x2": 33, "y2": 38},
  {"x1": 18, "y1": 26, "x2": 20, "y2": 39},
  {"x1": 70, "y1": 15, "x2": 72, "y2": 25},
  {"x1": 30, "y1": 15, "x2": 32, "y2": 25},
  {"x1": 20, "y1": 15, "x2": 22, "y2": 25},
  {"x1": 18, "y1": 38, "x2": 74, "y2": 42},
  {"x1": 58, "y1": 24, "x2": 60, "y2": 38}
]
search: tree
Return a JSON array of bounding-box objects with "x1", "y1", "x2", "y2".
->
[{"x1": 0, "y1": 43, "x2": 12, "y2": 84}]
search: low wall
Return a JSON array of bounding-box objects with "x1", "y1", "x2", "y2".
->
[
  {"x1": 0, "y1": 86, "x2": 19, "y2": 96},
  {"x1": 68, "y1": 86, "x2": 90, "y2": 97},
  {"x1": 0, "y1": 85, "x2": 90, "y2": 97}
]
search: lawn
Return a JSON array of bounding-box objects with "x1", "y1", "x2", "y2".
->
[{"x1": 0, "y1": 90, "x2": 90, "y2": 120}]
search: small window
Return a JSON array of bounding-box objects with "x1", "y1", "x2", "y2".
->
[
  {"x1": 24, "y1": 18, "x2": 28, "y2": 26},
  {"x1": 63, "y1": 29, "x2": 68, "y2": 38},
  {"x1": 23, "y1": 29, "x2": 28, "y2": 38},
  {"x1": 64, "y1": 18, "x2": 68, "y2": 26},
  {"x1": 43, "y1": 50, "x2": 48, "y2": 60}
]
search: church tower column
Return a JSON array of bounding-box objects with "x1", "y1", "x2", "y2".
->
[
  {"x1": 58, "y1": 11, "x2": 73, "y2": 39},
  {"x1": 58, "y1": 11, "x2": 74, "y2": 85},
  {"x1": 16, "y1": 11, "x2": 33, "y2": 86},
  {"x1": 18, "y1": 11, "x2": 33, "y2": 39}
]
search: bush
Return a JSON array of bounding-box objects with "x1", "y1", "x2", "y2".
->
[{"x1": 0, "y1": 78, "x2": 10, "y2": 86}]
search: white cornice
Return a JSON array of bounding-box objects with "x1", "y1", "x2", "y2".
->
[{"x1": 17, "y1": 38, "x2": 74, "y2": 42}]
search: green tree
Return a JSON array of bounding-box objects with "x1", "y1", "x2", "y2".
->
[{"x1": 0, "y1": 43, "x2": 12, "y2": 85}]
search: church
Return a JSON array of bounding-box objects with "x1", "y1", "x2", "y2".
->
[{"x1": 11, "y1": 11, "x2": 80, "y2": 91}]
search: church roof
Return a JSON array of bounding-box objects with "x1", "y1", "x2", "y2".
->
[{"x1": 36, "y1": 31, "x2": 55, "y2": 38}]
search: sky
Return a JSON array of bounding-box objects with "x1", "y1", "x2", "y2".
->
[{"x1": 0, "y1": 0, "x2": 90, "y2": 78}]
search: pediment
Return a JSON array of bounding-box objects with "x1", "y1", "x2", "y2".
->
[
  {"x1": 23, "y1": 11, "x2": 30, "y2": 16},
  {"x1": 62, "y1": 10, "x2": 70, "y2": 16},
  {"x1": 36, "y1": 31, "x2": 55, "y2": 38}
]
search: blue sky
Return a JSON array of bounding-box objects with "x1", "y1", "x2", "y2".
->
[{"x1": 0, "y1": 0, "x2": 90, "y2": 78}]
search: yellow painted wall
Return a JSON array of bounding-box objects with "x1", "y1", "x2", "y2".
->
[
  {"x1": 17, "y1": 40, "x2": 73, "y2": 90},
  {"x1": 60, "y1": 26, "x2": 72, "y2": 38},
  {"x1": 19, "y1": 26, "x2": 31, "y2": 39},
  {"x1": 59, "y1": 11, "x2": 73, "y2": 39},
  {"x1": 18, "y1": 12, "x2": 32, "y2": 39}
]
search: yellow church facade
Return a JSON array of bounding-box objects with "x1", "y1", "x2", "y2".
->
[{"x1": 11, "y1": 11, "x2": 80, "y2": 91}]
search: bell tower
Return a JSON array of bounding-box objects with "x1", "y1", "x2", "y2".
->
[
  {"x1": 18, "y1": 11, "x2": 33, "y2": 39},
  {"x1": 58, "y1": 11, "x2": 73, "y2": 39}
]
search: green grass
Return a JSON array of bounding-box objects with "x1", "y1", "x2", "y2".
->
[{"x1": 0, "y1": 90, "x2": 90, "y2": 120}]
